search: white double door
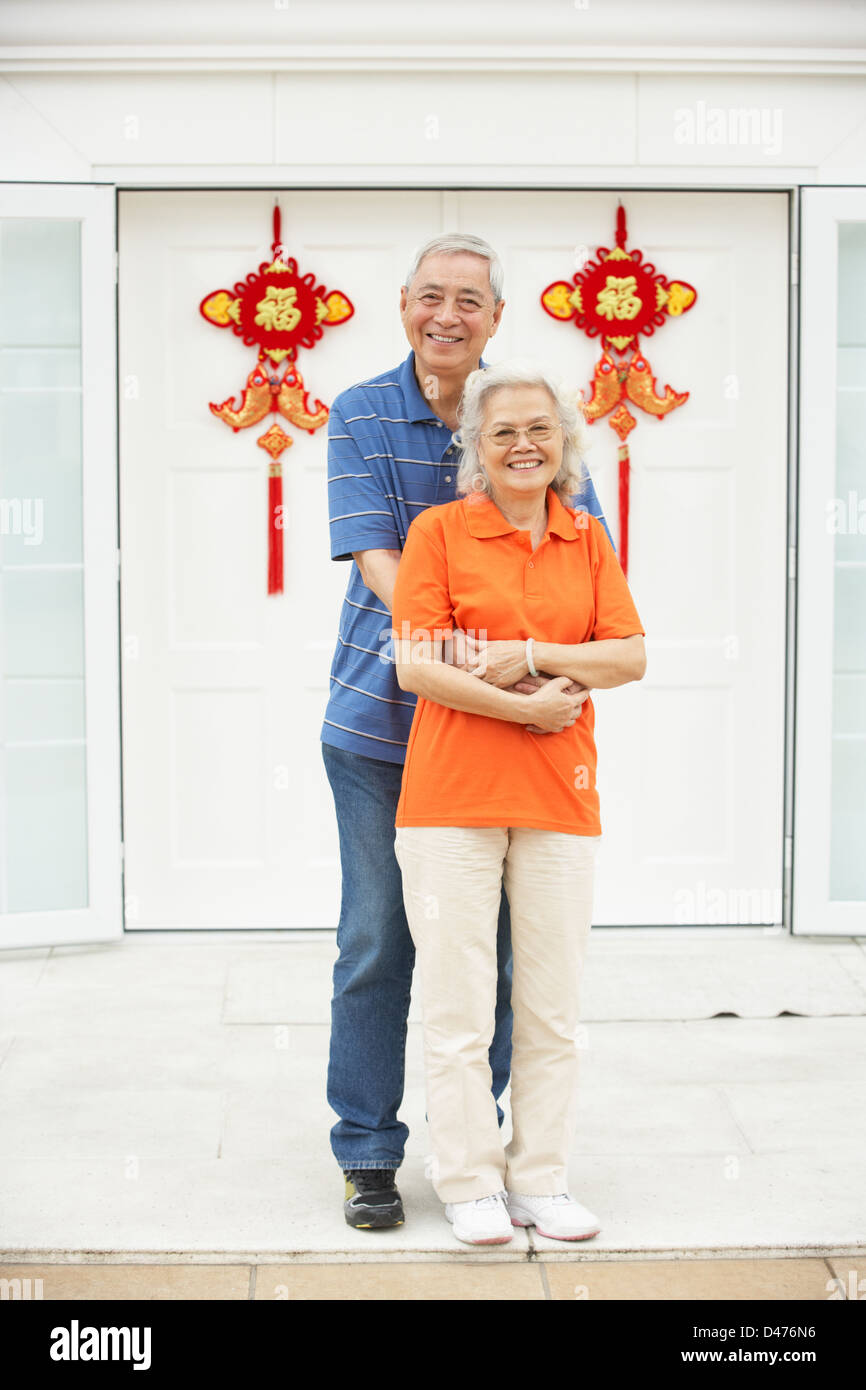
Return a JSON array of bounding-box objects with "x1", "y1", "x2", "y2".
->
[{"x1": 118, "y1": 189, "x2": 788, "y2": 929}]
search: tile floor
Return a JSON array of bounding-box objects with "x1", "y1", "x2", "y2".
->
[{"x1": 1, "y1": 927, "x2": 865, "y2": 1299}]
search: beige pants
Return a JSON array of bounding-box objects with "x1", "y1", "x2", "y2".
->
[{"x1": 394, "y1": 824, "x2": 599, "y2": 1203}]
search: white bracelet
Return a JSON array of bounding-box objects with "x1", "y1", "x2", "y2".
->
[{"x1": 525, "y1": 637, "x2": 538, "y2": 677}]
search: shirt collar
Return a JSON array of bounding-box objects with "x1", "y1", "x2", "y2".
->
[
  {"x1": 463, "y1": 486, "x2": 579, "y2": 542},
  {"x1": 397, "y1": 350, "x2": 488, "y2": 425}
]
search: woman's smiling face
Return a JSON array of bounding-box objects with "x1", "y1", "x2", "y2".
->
[{"x1": 477, "y1": 385, "x2": 563, "y2": 508}]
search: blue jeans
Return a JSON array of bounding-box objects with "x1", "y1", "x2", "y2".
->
[{"x1": 323, "y1": 741, "x2": 513, "y2": 1171}]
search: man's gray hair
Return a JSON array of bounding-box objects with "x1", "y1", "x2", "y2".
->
[
  {"x1": 453, "y1": 359, "x2": 594, "y2": 507},
  {"x1": 403, "y1": 234, "x2": 504, "y2": 304}
]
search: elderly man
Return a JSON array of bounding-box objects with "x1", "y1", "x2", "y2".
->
[{"x1": 321, "y1": 233, "x2": 609, "y2": 1229}]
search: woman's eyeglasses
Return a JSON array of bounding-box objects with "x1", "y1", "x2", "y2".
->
[{"x1": 481, "y1": 422, "x2": 563, "y2": 448}]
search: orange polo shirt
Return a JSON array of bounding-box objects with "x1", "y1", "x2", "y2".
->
[{"x1": 392, "y1": 486, "x2": 645, "y2": 836}]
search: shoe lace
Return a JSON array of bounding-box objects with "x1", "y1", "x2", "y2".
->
[
  {"x1": 348, "y1": 1169, "x2": 395, "y2": 1194},
  {"x1": 473, "y1": 1192, "x2": 507, "y2": 1209},
  {"x1": 515, "y1": 1192, "x2": 573, "y2": 1204}
]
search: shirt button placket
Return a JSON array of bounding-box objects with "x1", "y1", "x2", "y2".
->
[
  {"x1": 442, "y1": 444, "x2": 454, "y2": 488},
  {"x1": 526, "y1": 548, "x2": 544, "y2": 600}
]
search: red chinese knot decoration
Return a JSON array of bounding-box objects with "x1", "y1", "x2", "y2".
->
[
  {"x1": 200, "y1": 205, "x2": 354, "y2": 593},
  {"x1": 540, "y1": 204, "x2": 697, "y2": 576}
]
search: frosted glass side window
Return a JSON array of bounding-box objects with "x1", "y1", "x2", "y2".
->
[
  {"x1": 0, "y1": 219, "x2": 88, "y2": 912},
  {"x1": 830, "y1": 223, "x2": 866, "y2": 900}
]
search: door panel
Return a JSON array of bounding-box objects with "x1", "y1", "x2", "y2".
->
[
  {"x1": 460, "y1": 191, "x2": 788, "y2": 925},
  {"x1": 795, "y1": 188, "x2": 866, "y2": 935},
  {"x1": 119, "y1": 189, "x2": 788, "y2": 928},
  {"x1": 119, "y1": 191, "x2": 442, "y2": 927}
]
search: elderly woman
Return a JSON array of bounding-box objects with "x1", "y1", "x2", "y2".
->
[{"x1": 391, "y1": 359, "x2": 646, "y2": 1246}]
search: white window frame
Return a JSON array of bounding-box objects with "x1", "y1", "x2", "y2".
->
[
  {"x1": 0, "y1": 183, "x2": 122, "y2": 949},
  {"x1": 794, "y1": 185, "x2": 866, "y2": 936}
]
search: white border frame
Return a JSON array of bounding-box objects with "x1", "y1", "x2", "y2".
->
[
  {"x1": 794, "y1": 185, "x2": 866, "y2": 936},
  {"x1": 0, "y1": 182, "x2": 122, "y2": 949}
]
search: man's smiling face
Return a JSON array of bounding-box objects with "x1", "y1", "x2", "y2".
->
[{"x1": 400, "y1": 251, "x2": 504, "y2": 389}]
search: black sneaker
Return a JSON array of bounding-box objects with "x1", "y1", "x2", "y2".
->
[{"x1": 343, "y1": 1169, "x2": 405, "y2": 1229}]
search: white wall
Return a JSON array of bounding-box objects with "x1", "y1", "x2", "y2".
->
[
  {"x1": 0, "y1": 0, "x2": 864, "y2": 186},
  {"x1": 2, "y1": 0, "x2": 865, "y2": 51}
]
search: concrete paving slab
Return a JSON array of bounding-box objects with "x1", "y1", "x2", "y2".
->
[
  {"x1": 580, "y1": 935, "x2": 866, "y2": 1019},
  {"x1": 0, "y1": 1088, "x2": 224, "y2": 1159},
  {"x1": 530, "y1": 1152, "x2": 866, "y2": 1254},
  {"x1": 544, "y1": 1257, "x2": 835, "y2": 1301},
  {"x1": 719, "y1": 1080, "x2": 866, "y2": 1154},
  {"x1": 252, "y1": 1261, "x2": 546, "y2": 1299},
  {"x1": 570, "y1": 1082, "x2": 752, "y2": 1155},
  {"x1": 0, "y1": 1155, "x2": 532, "y2": 1258},
  {"x1": 577, "y1": 1016, "x2": 866, "y2": 1086},
  {"x1": 0, "y1": 1022, "x2": 330, "y2": 1092},
  {"x1": 0, "y1": 1262, "x2": 251, "y2": 1299},
  {"x1": 825, "y1": 1254, "x2": 866, "y2": 1299}
]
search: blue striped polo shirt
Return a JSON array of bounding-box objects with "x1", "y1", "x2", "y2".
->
[{"x1": 321, "y1": 351, "x2": 611, "y2": 765}]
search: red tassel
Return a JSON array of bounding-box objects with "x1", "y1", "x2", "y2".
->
[
  {"x1": 272, "y1": 203, "x2": 281, "y2": 260},
  {"x1": 618, "y1": 444, "x2": 630, "y2": 578},
  {"x1": 268, "y1": 464, "x2": 284, "y2": 594}
]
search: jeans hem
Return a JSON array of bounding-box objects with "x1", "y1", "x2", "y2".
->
[{"x1": 337, "y1": 1160, "x2": 402, "y2": 1172}]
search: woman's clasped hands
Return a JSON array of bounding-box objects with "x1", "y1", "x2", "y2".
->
[
  {"x1": 450, "y1": 629, "x2": 588, "y2": 734},
  {"x1": 519, "y1": 674, "x2": 588, "y2": 733}
]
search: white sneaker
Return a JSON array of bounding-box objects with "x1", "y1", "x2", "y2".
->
[
  {"x1": 506, "y1": 1191, "x2": 601, "y2": 1241},
  {"x1": 445, "y1": 1191, "x2": 513, "y2": 1245}
]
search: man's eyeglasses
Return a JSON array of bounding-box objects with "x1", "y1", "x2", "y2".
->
[{"x1": 481, "y1": 422, "x2": 563, "y2": 448}]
